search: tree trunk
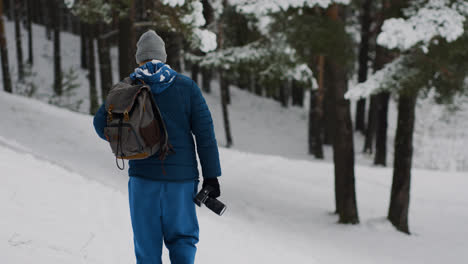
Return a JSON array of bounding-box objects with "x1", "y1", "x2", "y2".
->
[
  {"x1": 363, "y1": 95, "x2": 377, "y2": 153},
  {"x1": 191, "y1": 63, "x2": 199, "y2": 84},
  {"x1": 201, "y1": 67, "x2": 212, "y2": 93},
  {"x1": 220, "y1": 71, "x2": 233, "y2": 147},
  {"x1": 13, "y1": 0, "x2": 24, "y2": 80},
  {"x1": 218, "y1": 2, "x2": 233, "y2": 147},
  {"x1": 0, "y1": 0, "x2": 12, "y2": 93},
  {"x1": 80, "y1": 22, "x2": 88, "y2": 69},
  {"x1": 26, "y1": 0, "x2": 33, "y2": 65},
  {"x1": 374, "y1": 91, "x2": 390, "y2": 165},
  {"x1": 308, "y1": 90, "x2": 324, "y2": 158},
  {"x1": 309, "y1": 55, "x2": 325, "y2": 159},
  {"x1": 118, "y1": 0, "x2": 135, "y2": 80},
  {"x1": 161, "y1": 31, "x2": 182, "y2": 72},
  {"x1": 355, "y1": 0, "x2": 372, "y2": 133},
  {"x1": 328, "y1": 4, "x2": 359, "y2": 224},
  {"x1": 388, "y1": 91, "x2": 417, "y2": 234},
  {"x1": 52, "y1": 0, "x2": 62, "y2": 96},
  {"x1": 45, "y1": 0, "x2": 51, "y2": 40},
  {"x1": 87, "y1": 24, "x2": 98, "y2": 115},
  {"x1": 97, "y1": 23, "x2": 112, "y2": 102},
  {"x1": 291, "y1": 80, "x2": 304, "y2": 107},
  {"x1": 279, "y1": 81, "x2": 288, "y2": 107}
]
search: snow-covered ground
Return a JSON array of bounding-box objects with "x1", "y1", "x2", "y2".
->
[{"x1": 2, "y1": 87, "x2": 468, "y2": 263}]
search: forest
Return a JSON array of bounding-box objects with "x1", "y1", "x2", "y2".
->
[{"x1": 1, "y1": 0, "x2": 467, "y2": 248}]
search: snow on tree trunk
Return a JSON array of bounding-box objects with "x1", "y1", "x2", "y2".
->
[
  {"x1": 97, "y1": 23, "x2": 112, "y2": 102},
  {"x1": 52, "y1": 0, "x2": 62, "y2": 96},
  {"x1": 13, "y1": 0, "x2": 24, "y2": 80},
  {"x1": 0, "y1": 0, "x2": 12, "y2": 93},
  {"x1": 388, "y1": 91, "x2": 417, "y2": 234}
]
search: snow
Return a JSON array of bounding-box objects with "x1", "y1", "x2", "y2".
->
[
  {"x1": 1, "y1": 15, "x2": 468, "y2": 264},
  {"x1": 192, "y1": 28, "x2": 218, "y2": 53},
  {"x1": 1, "y1": 90, "x2": 468, "y2": 263},
  {"x1": 377, "y1": 0, "x2": 467, "y2": 52}
]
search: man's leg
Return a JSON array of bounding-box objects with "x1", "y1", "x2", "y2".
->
[
  {"x1": 128, "y1": 176, "x2": 164, "y2": 264},
  {"x1": 161, "y1": 181, "x2": 199, "y2": 264}
]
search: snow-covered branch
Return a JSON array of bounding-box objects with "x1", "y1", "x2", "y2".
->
[
  {"x1": 345, "y1": 56, "x2": 418, "y2": 99},
  {"x1": 377, "y1": 0, "x2": 468, "y2": 52}
]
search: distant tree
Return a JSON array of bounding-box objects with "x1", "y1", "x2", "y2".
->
[
  {"x1": 218, "y1": 1, "x2": 233, "y2": 147},
  {"x1": 87, "y1": 24, "x2": 98, "y2": 114},
  {"x1": 26, "y1": 0, "x2": 33, "y2": 65},
  {"x1": 80, "y1": 22, "x2": 88, "y2": 69},
  {"x1": 51, "y1": 0, "x2": 62, "y2": 95},
  {"x1": 0, "y1": 0, "x2": 12, "y2": 93},
  {"x1": 355, "y1": 0, "x2": 373, "y2": 134},
  {"x1": 13, "y1": 0, "x2": 24, "y2": 80},
  {"x1": 97, "y1": 23, "x2": 113, "y2": 100}
]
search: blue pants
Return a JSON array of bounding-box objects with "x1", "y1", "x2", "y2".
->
[{"x1": 128, "y1": 177, "x2": 199, "y2": 264}]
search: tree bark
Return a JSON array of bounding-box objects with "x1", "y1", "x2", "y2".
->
[
  {"x1": 52, "y1": 0, "x2": 62, "y2": 96},
  {"x1": 97, "y1": 23, "x2": 113, "y2": 102},
  {"x1": 80, "y1": 22, "x2": 88, "y2": 69},
  {"x1": 363, "y1": 95, "x2": 377, "y2": 153},
  {"x1": 45, "y1": 0, "x2": 52, "y2": 40},
  {"x1": 201, "y1": 68, "x2": 212, "y2": 93},
  {"x1": 328, "y1": 4, "x2": 359, "y2": 224},
  {"x1": 308, "y1": 90, "x2": 324, "y2": 158},
  {"x1": 118, "y1": 0, "x2": 135, "y2": 80},
  {"x1": 13, "y1": 0, "x2": 24, "y2": 80},
  {"x1": 87, "y1": 24, "x2": 98, "y2": 115},
  {"x1": 218, "y1": 2, "x2": 233, "y2": 147},
  {"x1": 388, "y1": 91, "x2": 417, "y2": 234},
  {"x1": 26, "y1": 0, "x2": 33, "y2": 65},
  {"x1": 374, "y1": 91, "x2": 390, "y2": 165},
  {"x1": 309, "y1": 55, "x2": 325, "y2": 159},
  {"x1": 355, "y1": 0, "x2": 372, "y2": 133},
  {"x1": 220, "y1": 71, "x2": 233, "y2": 147},
  {"x1": 279, "y1": 81, "x2": 288, "y2": 107},
  {"x1": 291, "y1": 80, "x2": 304, "y2": 107},
  {"x1": 0, "y1": 0, "x2": 12, "y2": 93},
  {"x1": 191, "y1": 63, "x2": 199, "y2": 84}
]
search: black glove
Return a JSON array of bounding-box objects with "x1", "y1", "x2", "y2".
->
[{"x1": 202, "y1": 177, "x2": 221, "y2": 199}]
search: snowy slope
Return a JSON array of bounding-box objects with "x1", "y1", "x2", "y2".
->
[
  {"x1": 2, "y1": 90, "x2": 468, "y2": 263},
  {"x1": 1, "y1": 19, "x2": 467, "y2": 171}
]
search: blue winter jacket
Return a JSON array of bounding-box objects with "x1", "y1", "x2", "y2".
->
[{"x1": 93, "y1": 73, "x2": 221, "y2": 182}]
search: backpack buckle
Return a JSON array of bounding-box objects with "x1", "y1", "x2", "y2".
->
[{"x1": 124, "y1": 110, "x2": 130, "y2": 121}]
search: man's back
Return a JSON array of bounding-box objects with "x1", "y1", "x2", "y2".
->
[{"x1": 93, "y1": 73, "x2": 221, "y2": 181}]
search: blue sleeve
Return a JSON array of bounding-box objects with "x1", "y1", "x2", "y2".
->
[
  {"x1": 190, "y1": 81, "x2": 222, "y2": 178},
  {"x1": 93, "y1": 104, "x2": 108, "y2": 141}
]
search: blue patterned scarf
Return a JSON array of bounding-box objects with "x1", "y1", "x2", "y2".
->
[{"x1": 130, "y1": 60, "x2": 177, "y2": 94}]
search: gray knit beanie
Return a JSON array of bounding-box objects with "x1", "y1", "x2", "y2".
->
[{"x1": 135, "y1": 30, "x2": 167, "y2": 64}]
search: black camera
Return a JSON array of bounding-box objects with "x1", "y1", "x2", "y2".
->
[{"x1": 194, "y1": 186, "x2": 227, "y2": 216}]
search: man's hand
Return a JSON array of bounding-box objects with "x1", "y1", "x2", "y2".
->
[{"x1": 202, "y1": 178, "x2": 220, "y2": 199}]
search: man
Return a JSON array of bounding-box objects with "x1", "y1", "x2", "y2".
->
[{"x1": 93, "y1": 30, "x2": 222, "y2": 264}]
